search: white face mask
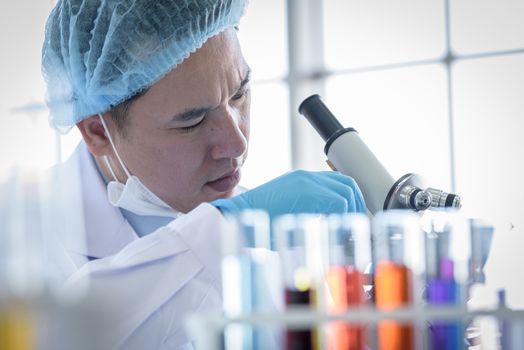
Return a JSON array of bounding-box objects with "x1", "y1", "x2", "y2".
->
[{"x1": 98, "y1": 114, "x2": 181, "y2": 218}]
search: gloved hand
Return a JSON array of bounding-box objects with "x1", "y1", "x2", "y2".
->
[{"x1": 212, "y1": 170, "x2": 366, "y2": 219}]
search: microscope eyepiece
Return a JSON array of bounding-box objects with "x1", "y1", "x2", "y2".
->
[{"x1": 298, "y1": 95, "x2": 344, "y2": 142}]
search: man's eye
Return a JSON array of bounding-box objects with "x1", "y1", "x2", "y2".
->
[
  {"x1": 178, "y1": 117, "x2": 205, "y2": 132},
  {"x1": 231, "y1": 88, "x2": 249, "y2": 101}
]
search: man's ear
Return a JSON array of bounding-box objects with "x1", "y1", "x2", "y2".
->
[{"x1": 76, "y1": 113, "x2": 114, "y2": 157}]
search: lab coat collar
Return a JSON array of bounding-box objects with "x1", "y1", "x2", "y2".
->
[
  {"x1": 79, "y1": 142, "x2": 140, "y2": 257},
  {"x1": 67, "y1": 226, "x2": 191, "y2": 277}
]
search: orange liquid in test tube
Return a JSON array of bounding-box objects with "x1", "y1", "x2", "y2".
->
[
  {"x1": 374, "y1": 261, "x2": 414, "y2": 350},
  {"x1": 326, "y1": 266, "x2": 366, "y2": 350}
]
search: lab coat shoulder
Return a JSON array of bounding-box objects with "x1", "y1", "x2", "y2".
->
[{"x1": 67, "y1": 202, "x2": 228, "y2": 349}]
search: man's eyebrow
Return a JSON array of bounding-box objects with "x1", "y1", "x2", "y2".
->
[
  {"x1": 237, "y1": 68, "x2": 251, "y2": 92},
  {"x1": 172, "y1": 107, "x2": 212, "y2": 122},
  {"x1": 172, "y1": 68, "x2": 251, "y2": 122}
]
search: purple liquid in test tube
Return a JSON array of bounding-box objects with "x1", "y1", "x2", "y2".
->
[
  {"x1": 427, "y1": 258, "x2": 461, "y2": 350},
  {"x1": 440, "y1": 257, "x2": 454, "y2": 281}
]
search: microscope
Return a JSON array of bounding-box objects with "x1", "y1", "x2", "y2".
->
[
  {"x1": 298, "y1": 94, "x2": 461, "y2": 216},
  {"x1": 299, "y1": 95, "x2": 493, "y2": 285}
]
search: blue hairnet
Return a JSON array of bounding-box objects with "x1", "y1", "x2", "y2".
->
[{"x1": 42, "y1": 0, "x2": 248, "y2": 133}]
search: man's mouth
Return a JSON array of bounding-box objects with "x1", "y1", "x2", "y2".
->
[{"x1": 207, "y1": 169, "x2": 241, "y2": 193}]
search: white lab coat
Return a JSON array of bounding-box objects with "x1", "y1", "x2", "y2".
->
[{"x1": 39, "y1": 143, "x2": 237, "y2": 349}]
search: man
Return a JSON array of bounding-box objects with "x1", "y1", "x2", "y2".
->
[{"x1": 41, "y1": 0, "x2": 366, "y2": 348}]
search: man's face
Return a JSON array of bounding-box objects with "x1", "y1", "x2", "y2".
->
[{"x1": 108, "y1": 28, "x2": 250, "y2": 213}]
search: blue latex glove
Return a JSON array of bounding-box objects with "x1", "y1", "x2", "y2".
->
[{"x1": 212, "y1": 170, "x2": 366, "y2": 219}]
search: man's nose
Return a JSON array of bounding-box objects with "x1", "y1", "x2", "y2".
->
[{"x1": 210, "y1": 106, "x2": 247, "y2": 160}]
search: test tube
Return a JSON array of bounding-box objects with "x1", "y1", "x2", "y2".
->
[
  {"x1": 1, "y1": 168, "x2": 113, "y2": 350},
  {"x1": 468, "y1": 219, "x2": 494, "y2": 285},
  {"x1": 466, "y1": 218, "x2": 495, "y2": 348},
  {"x1": 423, "y1": 212, "x2": 470, "y2": 350},
  {"x1": 498, "y1": 290, "x2": 524, "y2": 350},
  {"x1": 372, "y1": 210, "x2": 425, "y2": 350},
  {"x1": 221, "y1": 209, "x2": 277, "y2": 350},
  {"x1": 274, "y1": 214, "x2": 327, "y2": 350},
  {"x1": 324, "y1": 213, "x2": 370, "y2": 350},
  {"x1": 0, "y1": 169, "x2": 42, "y2": 350}
]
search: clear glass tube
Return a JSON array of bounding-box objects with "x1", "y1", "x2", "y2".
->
[
  {"x1": 372, "y1": 210, "x2": 423, "y2": 350},
  {"x1": 421, "y1": 211, "x2": 471, "y2": 350},
  {"x1": 274, "y1": 214, "x2": 327, "y2": 296},
  {"x1": 273, "y1": 214, "x2": 327, "y2": 350},
  {"x1": 221, "y1": 209, "x2": 277, "y2": 349},
  {"x1": 325, "y1": 213, "x2": 370, "y2": 350}
]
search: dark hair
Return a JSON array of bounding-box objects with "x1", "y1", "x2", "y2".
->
[{"x1": 109, "y1": 88, "x2": 149, "y2": 136}]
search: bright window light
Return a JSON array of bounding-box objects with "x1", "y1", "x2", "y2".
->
[
  {"x1": 323, "y1": 0, "x2": 446, "y2": 69},
  {"x1": 240, "y1": 82, "x2": 291, "y2": 189},
  {"x1": 450, "y1": 0, "x2": 524, "y2": 54},
  {"x1": 325, "y1": 64, "x2": 452, "y2": 190}
]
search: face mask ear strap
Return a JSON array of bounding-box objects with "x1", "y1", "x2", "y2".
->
[
  {"x1": 98, "y1": 113, "x2": 131, "y2": 179},
  {"x1": 103, "y1": 156, "x2": 119, "y2": 182}
]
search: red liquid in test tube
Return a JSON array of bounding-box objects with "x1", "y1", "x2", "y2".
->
[{"x1": 325, "y1": 265, "x2": 366, "y2": 350}]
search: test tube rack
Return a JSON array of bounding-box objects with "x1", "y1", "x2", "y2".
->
[{"x1": 188, "y1": 305, "x2": 524, "y2": 350}]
